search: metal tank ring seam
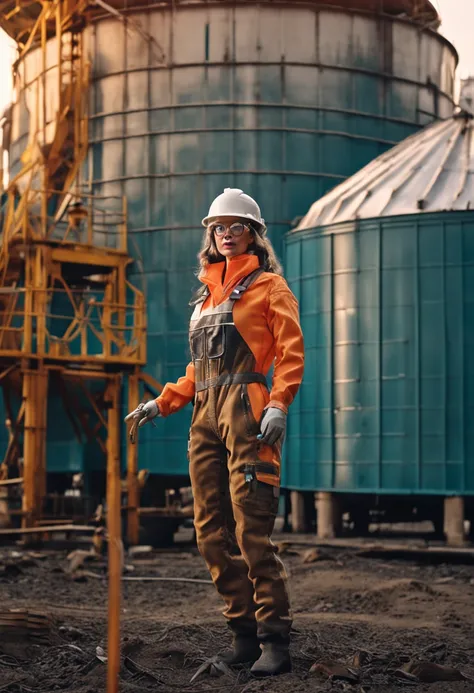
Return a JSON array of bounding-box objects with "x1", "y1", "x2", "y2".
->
[
  {"x1": 86, "y1": 61, "x2": 456, "y2": 101},
  {"x1": 87, "y1": 102, "x2": 439, "y2": 127}
]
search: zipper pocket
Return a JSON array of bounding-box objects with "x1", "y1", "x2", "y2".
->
[
  {"x1": 241, "y1": 384, "x2": 258, "y2": 436},
  {"x1": 241, "y1": 384, "x2": 253, "y2": 435}
]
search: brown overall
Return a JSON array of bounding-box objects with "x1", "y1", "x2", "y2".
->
[{"x1": 188, "y1": 268, "x2": 292, "y2": 643}]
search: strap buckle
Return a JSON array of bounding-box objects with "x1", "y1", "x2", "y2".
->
[{"x1": 230, "y1": 284, "x2": 246, "y2": 300}]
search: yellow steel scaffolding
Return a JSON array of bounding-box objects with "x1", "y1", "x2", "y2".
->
[{"x1": 0, "y1": 3, "x2": 157, "y2": 690}]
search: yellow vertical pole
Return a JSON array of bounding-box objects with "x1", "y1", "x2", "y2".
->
[
  {"x1": 121, "y1": 197, "x2": 128, "y2": 253},
  {"x1": 22, "y1": 369, "x2": 36, "y2": 529},
  {"x1": 126, "y1": 370, "x2": 139, "y2": 545},
  {"x1": 36, "y1": 365, "x2": 48, "y2": 515},
  {"x1": 117, "y1": 262, "x2": 126, "y2": 350},
  {"x1": 22, "y1": 365, "x2": 48, "y2": 530},
  {"x1": 106, "y1": 375, "x2": 122, "y2": 693},
  {"x1": 56, "y1": 0, "x2": 62, "y2": 104},
  {"x1": 79, "y1": 301, "x2": 87, "y2": 357},
  {"x1": 103, "y1": 280, "x2": 112, "y2": 359},
  {"x1": 35, "y1": 248, "x2": 47, "y2": 355},
  {"x1": 41, "y1": 9, "x2": 46, "y2": 152},
  {"x1": 23, "y1": 253, "x2": 33, "y2": 355}
]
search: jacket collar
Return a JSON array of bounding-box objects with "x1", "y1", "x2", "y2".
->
[{"x1": 200, "y1": 253, "x2": 260, "y2": 300}]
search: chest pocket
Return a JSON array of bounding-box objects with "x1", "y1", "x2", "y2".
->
[
  {"x1": 189, "y1": 322, "x2": 227, "y2": 360},
  {"x1": 189, "y1": 327, "x2": 205, "y2": 360},
  {"x1": 206, "y1": 323, "x2": 226, "y2": 359}
]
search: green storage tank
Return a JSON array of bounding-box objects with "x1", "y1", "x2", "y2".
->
[
  {"x1": 4, "y1": 0, "x2": 457, "y2": 477},
  {"x1": 285, "y1": 111, "x2": 474, "y2": 496}
]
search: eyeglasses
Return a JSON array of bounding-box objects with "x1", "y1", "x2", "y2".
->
[{"x1": 209, "y1": 221, "x2": 250, "y2": 237}]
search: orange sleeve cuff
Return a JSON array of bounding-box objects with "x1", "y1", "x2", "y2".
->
[
  {"x1": 155, "y1": 361, "x2": 195, "y2": 417},
  {"x1": 265, "y1": 400, "x2": 288, "y2": 415}
]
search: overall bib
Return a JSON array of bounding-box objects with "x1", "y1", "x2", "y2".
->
[{"x1": 188, "y1": 268, "x2": 292, "y2": 642}]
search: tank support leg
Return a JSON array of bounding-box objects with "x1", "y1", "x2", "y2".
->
[
  {"x1": 316, "y1": 492, "x2": 342, "y2": 539},
  {"x1": 444, "y1": 496, "x2": 466, "y2": 547},
  {"x1": 290, "y1": 491, "x2": 306, "y2": 533}
]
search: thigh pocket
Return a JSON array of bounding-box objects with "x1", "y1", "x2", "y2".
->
[{"x1": 241, "y1": 464, "x2": 280, "y2": 516}]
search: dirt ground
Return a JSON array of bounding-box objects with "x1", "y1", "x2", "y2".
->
[{"x1": 0, "y1": 528, "x2": 473, "y2": 693}]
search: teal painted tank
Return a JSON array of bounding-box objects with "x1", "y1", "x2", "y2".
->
[
  {"x1": 4, "y1": 0, "x2": 457, "y2": 476},
  {"x1": 285, "y1": 112, "x2": 474, "y2": 495}
]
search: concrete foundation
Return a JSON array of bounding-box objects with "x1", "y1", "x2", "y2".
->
[
  {"x1": 316, "y1": 492, "x2": 342, "y2": 539},
  {"x1": 290, "y1": 491, "x2": 306, "y2": 533},
  {"x1": 444, "y1": 496, "x2": 466, "y2": 547}
]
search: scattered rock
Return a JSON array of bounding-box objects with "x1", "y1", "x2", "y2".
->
[
  {"x1": 393, "y1": 668, "x2": 419, "y2": 683},
  {"x1": 59, "y1": 626, "x2": 86, "y2": 640},
  {"x1": 352, "y1": 650, "x2": 370, "y2": 668},
  {"x1": 66, "y1": 549, "x2": 97, "y2": 574},
  {"x1": 310, "y1": 660, "x2": 359, "y2": 683},
  {"x1": 95, "y1": 646, "x2": 107, "y2": 663},
  {"x1": 28, "y1": 552, "x2": 48, "y2": 561},
  {"x1": 302, "y1": 548, "x2": 337, "y2": 563},
  {"x1": 312, "y1": 601, "x2": 335, "y2": 613},
  {"x1": 302, "y1": 548, "x2": 321, "y2": 563},
  {"x1": 275, "y1": 541, "x2": 300, "y2": 556},
  {"x1": 404, "y1": 661, "x2": 466, "y2": 683},
  {"x1": 128, "y1": 545, "x2": 153, "y2": 557}
]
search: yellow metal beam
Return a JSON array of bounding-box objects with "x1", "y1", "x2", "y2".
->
[
  {"x1": 105, "y1": 375, "x2": 122, "y2": 693},
  {"x1": 21, "y1": 366, "x2": 48, "y2": 529},
  {"x1": 127, "y1": 370, "x2": 140, "y2": 545},
  {"x1": 51, "y1": 247, "x2": 125, "y2": 268}
]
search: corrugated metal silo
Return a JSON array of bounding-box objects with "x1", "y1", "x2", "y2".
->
[
  {"x1": 5, "y1": 0, "x2": 457, "y2": 476},
  {"x1": 285, "y1": 111, "x2": 474, "y2": 499}
]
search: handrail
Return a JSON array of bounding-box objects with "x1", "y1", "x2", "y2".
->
[
  {"x1": 0, "y1": 285, "x2": 146, "y2": 363},
  {"x1": 1, "y1": 187, "x2": 129, "y2": 252}
]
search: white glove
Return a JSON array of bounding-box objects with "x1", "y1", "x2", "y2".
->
[
  {"x1": 257, "y1": 407, "x2": 287, "y2": 446},
  {"x1": 124, "y1": 401, "x2": 160, "y2": 443}
]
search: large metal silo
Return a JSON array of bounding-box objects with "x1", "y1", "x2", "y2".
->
[
  {"x1": 6, "y1": 0, "x2": 457, "y2": 477},
  {"x1": 286, "y1": 112, "x2": 474, "y2": 522}
]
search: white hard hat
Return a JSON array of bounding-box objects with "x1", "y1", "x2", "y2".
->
[{"x1": 202, "y1": 188, "x2": 266, "y2": 234}]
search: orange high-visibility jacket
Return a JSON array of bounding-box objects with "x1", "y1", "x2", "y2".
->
[{"x1": 155, "y1": 253, "x2": 304, "y2": 419}]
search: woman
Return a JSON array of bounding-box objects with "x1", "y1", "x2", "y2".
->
[{"x1": 125, "y1": 188, "x2": 304, "y2": 676}]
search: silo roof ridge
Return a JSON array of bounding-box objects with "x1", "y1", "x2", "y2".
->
[{"x1": 295, "y1": 112, "x2": 474, "y2": 229}]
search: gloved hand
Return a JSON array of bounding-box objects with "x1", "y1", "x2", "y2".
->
[
  {"x1": 124, "y1": 400, "x2": 160, "y2": 443},
  {"x1": 257, "y1": 407, "x2": 287, "y2": 446},
  {"x1": 124, "y1": 400, "x2": 160, "y2": 427}
]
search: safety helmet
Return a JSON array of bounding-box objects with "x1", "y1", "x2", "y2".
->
[{"x1": 202, "y1": 188, "x2": 266, "y2": 234}]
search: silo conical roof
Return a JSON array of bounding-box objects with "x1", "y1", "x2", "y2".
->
[{"x1": 295, "y1": 111, "x2": 474, "y2": 230}]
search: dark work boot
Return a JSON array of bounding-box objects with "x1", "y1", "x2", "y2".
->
[
  {"x1": 250, "y1": 640, "x2": 291, "y2": 677},
  {"x1": 219, "y1": 633, "x2": 261, "y2": 666}
]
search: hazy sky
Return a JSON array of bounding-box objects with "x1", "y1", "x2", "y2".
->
[{"x1": 0, "y1": 0, "x2": 472, "y2": 115}]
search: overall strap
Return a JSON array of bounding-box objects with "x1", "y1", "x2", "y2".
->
[
  {"x1": 189, "y1": 286, "x2": 210, "y2": 307},
  {"x1": 229, "y1": 267, "x2": 265, "y2": 301}
]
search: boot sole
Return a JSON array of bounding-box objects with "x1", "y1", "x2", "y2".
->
[{"x1": 251, "y1": 662, "x2": 292, "y2": 677}]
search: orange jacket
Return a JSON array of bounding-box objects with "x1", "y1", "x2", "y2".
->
[{"x1": 156, "y1": 253, "x2": 304, "y2": 417}]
